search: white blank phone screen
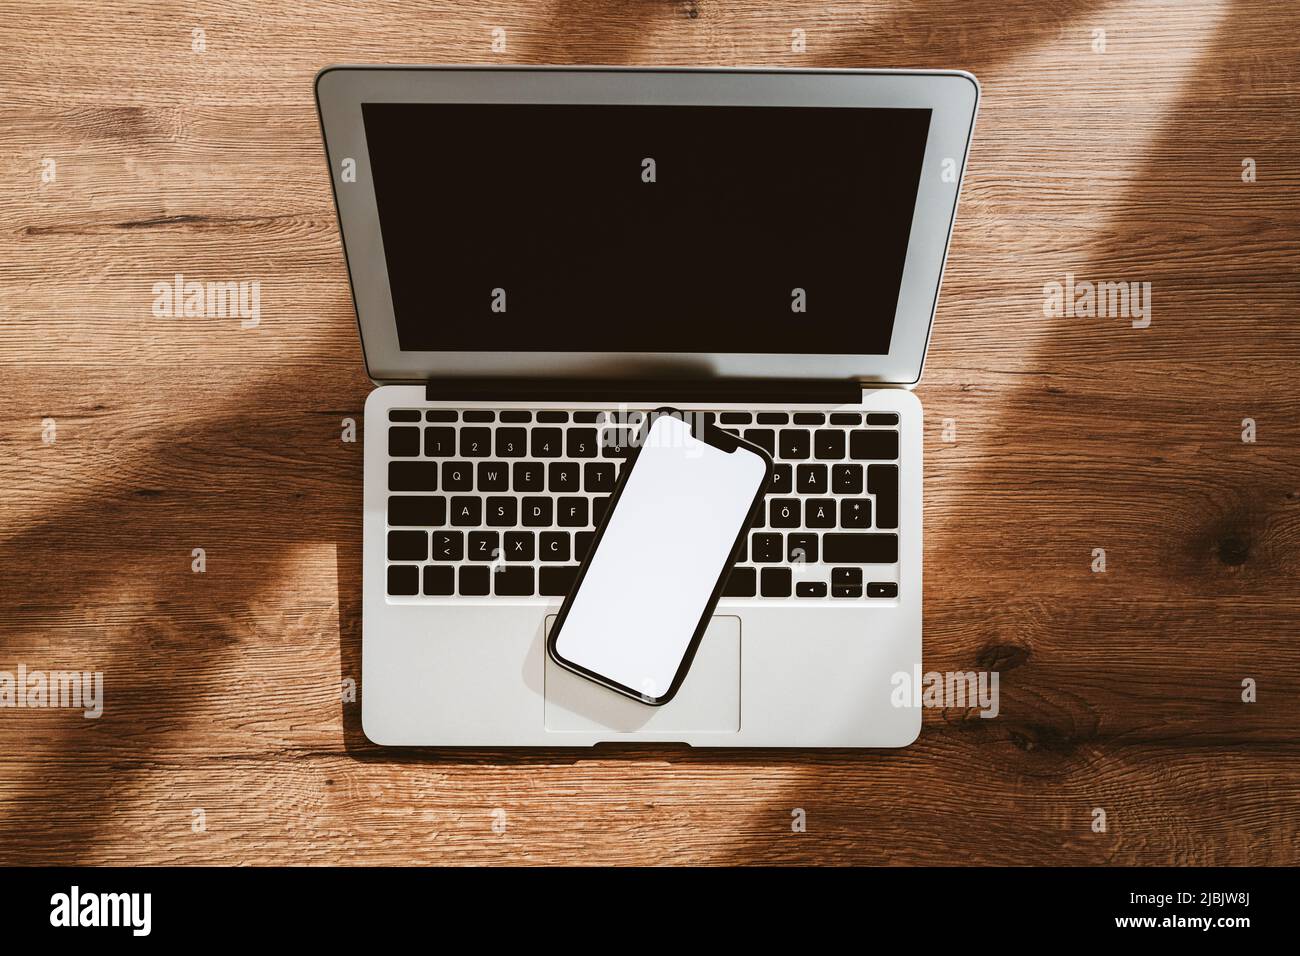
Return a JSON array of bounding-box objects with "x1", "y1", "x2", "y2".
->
[{"x1": 553, "y1": 415, "x2": 767, "y2": 699}]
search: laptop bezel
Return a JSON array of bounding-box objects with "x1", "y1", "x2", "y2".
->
[{"x1": 315, "y1": 65, "x2": 979, "y2": 387}]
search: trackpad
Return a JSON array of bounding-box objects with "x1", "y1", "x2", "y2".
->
[{"x1": 543, "y1": 615, "x2": 741, "y2": 735}]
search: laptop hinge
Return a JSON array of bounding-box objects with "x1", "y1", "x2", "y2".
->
[{"x1": 424, "y1": 377, "x2": 862, "y2": 405}]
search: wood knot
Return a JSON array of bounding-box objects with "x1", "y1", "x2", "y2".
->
[
  {"x1": 1218, "y1": 535, "x2": 1250, "y2": 566},
  {"x1": 976, "y1": 642, "x2": 1030, "y2": 672}
]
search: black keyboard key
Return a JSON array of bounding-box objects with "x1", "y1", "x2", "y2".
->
[
  {"x1": 387, "y1": 530, "x2": 427, "y2": 561},
  {"x1": 850, "y1": 430, "x2": 899, "y2": 460},
  {"x1": 832, "y1": 463, "x2": 863, "y2": 495},
  {"x1": 770, "y1": 498, "x2": 800, "y2": 528},
  {"x1": 557, "y1": 497, "x2": 588, "y2": 527},
  {"x1": 549, "y1": 462, "x2": 580, "y2": 493},
  {"x1": 805, "y1": 499, "x2": 836, "y2": 528},
  {"x1": 869, "y1": 464, "x2": 899, "y2": 529},
  {"x1": 531, "y1": 428, "x2": 563, "y2": 457},
  {"x1": 574, "y1": 532, "x2": 595, "y2": 560},
  {"x1": 388, "y1": 426, "x2": 421, "y2": 457},
  {"x1": 495, "y1": 566, "x2": 535, "y2": 596},
  {"x1": 389, "y1": 461, "x2": 439, "y2": 492},
  {"x1": 540, "y1": 565, "x2": 580, "y2": 596},
  {"x1": 786, "y1": 533, "x2": 818, "y2": 565},
  {"x1": 387, "y1": 565, "x2": 419, "y2": 596},
  {"x1": 567, "y1": 428, "x2": 598, "y2": 458},
  {"x1": 465, "y1": 455, "x2": 499, "y2": 489},
  {"x1": 769, "y1": 464, "x2": 793, "y2": 495},
  {"x1": 814, "y1": 430, "x2": 845, "y2": 459},
  {"x1": 423, "y1": 427, "x2": 455, "y2": 457},
  {"x1": 602, "y1": 428, "x2": 635, "y2": 458},
  {"x1": 722, "y1": 566, "x2": 756, "y2": 597},
  {"x1": 468, "y1": 532, "x2": 499, "y2": 561},
  {"x1": 388, "y1": 495, "x2": 445, "y2": 527},
  {"x1": 423, "y1": 565, "x2": 454, "y2": 596},
  {"x1": 537, "y1": 411, "x2": 568, "y2": 423},
  {"x1": 761, "y1": 567, "x2": 792, "y2": 596},
  {"x1": 840, "y1": 499, "x2": 872, "y2": 529},
  {"x1": 495, "y1": 428, "x2": 527, "y2": 458},
  {"x1": 584, "y1": 462, "x2": 616, "y2": 492},
  {"x1": 823, "y1": 534, "x2": 898, "y2": 564},
  {"x1": 719, "y1": 412, "x2": 752, "y2": 425},
  {"x1": 866, "y1": 413, "x2": 899, "y2": 426},
  {"x1": 793, "y1": 412, "x2": 825, "y2": 425},
  {"x1": 504, "y1": 532, "x2": 534, "y2": 561},
  {"x1": 485, "y1": 496, "x2": 517, "y2": 527},
  {"x1": 459, "y1": 427, "x2": 491, "y2": 457},
  {"x1": 442, "y1": 462, "x2": 473, "y2": 491},
  {"x1": 513, "y1": 462, "x2": 544, "y2": 492},
  {"x1": 592, "y1": 496, "x2": 611, "y2": 524},
  {"x1": 733, "y1": 535, "x2": 748, "y2": 562},
  {"x1": 522, "y1": 497, "x2": 552, "y2": 527},
  {"x1": 477, "y1": 462, "x2": 509, "y2": 492},
  {"x1": 756, "y1": 412, "x2": 789, "y2": 425},
  {"x1": 751, "y1": 532, "x2": 783, "y2": 563},
  {"x1": 388, "y1": 409, "x2": 421, "y2": 422},
  {"x1": 779, "y1": 429, "x2": 810, "y2": 460},
  {"x1": 499, "y1": 410, "x2": 531, "y2": 423},
  {"x1": 832, "y1": 567, "x2": 863, "y2": 598},
  {"x1": 829, "y1": 412, "x2": 861, "y2": 425},
  {"x1": 432, "y1": 531, "x2": 464, "y2": 561},
  {"x1": 539, "y1": 532, "x2": 570, "y2": 561},
  {"x1": 868, "y1": 582, "x2": 899, "y2": 598},
  {"x1": 573, "y1": 411, "x2": 604, "y2": 423},
  {"x1": 459, "y1": 565, "x2": 490, "y2": 595},
  {"x1": 796, "y1": 464, "x2": 828, "y2": 495},
  {"x1": 796, "y1": 581, "x2": 827, "y2": 598},
  {"x1": 743, "y1": 429, "x2": 776, "y2": 456},
  {"x1": 425, "y1": 410, "x2": 457, "y2": 422},
  {"x1": 463, "y1": 410, "x2": 495, "y2": 423}
]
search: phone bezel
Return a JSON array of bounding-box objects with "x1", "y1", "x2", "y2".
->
[{"x1": 545, "y1": 407, "x2": 773, "y2": 706}]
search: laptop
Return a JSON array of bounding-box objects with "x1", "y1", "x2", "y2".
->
[{"x1": 315, "y1": 66, "x2": 979, "y2": 746}]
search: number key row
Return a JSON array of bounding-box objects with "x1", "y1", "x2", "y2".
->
[
  {"x1": 391, "y1": 425, "x2": 615, "y2": 459},
  {"x1": 737, "y1": 428, "x2": 898, "y2": 461}
]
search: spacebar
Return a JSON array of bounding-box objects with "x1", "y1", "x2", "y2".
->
[{"x1": 822, "y1": 533, "x2": 898, "y2": 564}]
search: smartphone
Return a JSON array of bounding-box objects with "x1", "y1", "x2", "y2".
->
[{"x1": 547, "y1": 408, "x2": 773, "y2": 705}]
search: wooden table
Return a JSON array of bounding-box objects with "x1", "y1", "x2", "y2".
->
[{"x1": 1, "y1": 0, "x2": 1296, "y2": 865}]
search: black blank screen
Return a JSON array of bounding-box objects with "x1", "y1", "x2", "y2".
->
[{"x1": 362, "y1": 102, "x2": 931, "y2": 355}]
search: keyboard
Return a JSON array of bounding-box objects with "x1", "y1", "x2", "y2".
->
[{"x1": 383, "y1": 407, "x2": 901, "y2": 602}]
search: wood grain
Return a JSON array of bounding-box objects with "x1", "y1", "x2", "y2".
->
[{"x1": 1, "y1": 0, "x2": 1298, "y2": 865}]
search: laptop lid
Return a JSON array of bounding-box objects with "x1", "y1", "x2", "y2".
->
[{"x1": 316, "y1": 66, "x2": 978, "y2": 387}]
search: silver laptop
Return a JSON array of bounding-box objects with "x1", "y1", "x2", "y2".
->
[{"x1": 315, "y1": 66, "x2": 979, "y2": 746}]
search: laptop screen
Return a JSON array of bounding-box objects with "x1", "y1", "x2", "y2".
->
[{"x1": 361, "y1": 102, "x2": 931, "y2": 356}]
